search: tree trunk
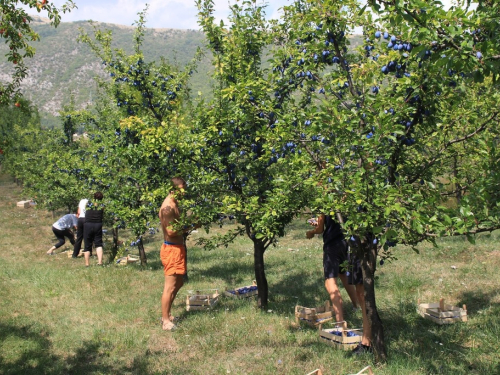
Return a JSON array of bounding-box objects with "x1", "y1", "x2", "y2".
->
[
  {"x1": 253, "y1": 240, "x2": 268, "y2": 309},
  {"x1": 108, "y1": 227, "x2": 119, "y2": 262},
  {"x1": 183, "y1": 234, "x2": 189, "y2": 283},
  {"x1": 453, "y1": 156, "x2": 462, "y2": 205},
  {"x1": 137, "y1": 237, "x2": 147, "y2": 266},
  {"x1": 361, "y1": 243, "x2": 387, "y2": 363}
]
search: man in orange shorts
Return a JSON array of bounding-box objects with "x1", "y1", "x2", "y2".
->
[{"x1": 159, "y1": 177, "x2": 191, "y2": 331}]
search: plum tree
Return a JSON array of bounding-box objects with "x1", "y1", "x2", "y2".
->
[
  {"x1": 186, "y1": 0, "x2": 314, "y2": 308},
  {"x1": 77, "y1": 8, "x2": 199, "y2": 264},
  {"x1": 271, "y1": 0, "x2": 500, "y2": 361}
]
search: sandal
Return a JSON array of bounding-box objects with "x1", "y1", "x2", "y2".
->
[
  {"x1": 160, "y1": 316, "x2": 179, "y2": 323},
  {"x1": 162, "y1": 320, "x2": 177, "y2": 331}
]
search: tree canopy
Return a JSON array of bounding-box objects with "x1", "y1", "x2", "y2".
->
[{"x1": 0, "y1": 0, "x2": 76, "y2": 104}]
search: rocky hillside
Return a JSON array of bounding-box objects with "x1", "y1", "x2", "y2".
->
[
  {"x1": 0, "y1": 15, "x2": 208, "y2": 127},
  {"x1": 0, "y1": 16, "x2": 362, "y2": 128}
]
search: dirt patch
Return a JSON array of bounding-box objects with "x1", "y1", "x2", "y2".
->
[
  {"x1": 487, "y1": 250, "x2": 500, "y2": 258},
  {"x1": 147, "y1": 332, "x2": 179, "y2": 354}
]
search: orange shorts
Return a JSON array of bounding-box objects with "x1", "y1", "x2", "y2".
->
[{"x1": 160, "y1": 243, "x2": 186, "y2": 276}]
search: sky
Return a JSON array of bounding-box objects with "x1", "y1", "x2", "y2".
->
[
  {"x1": 27, "y1": 0, "x2": 292, "y2": 29},
  {"x1": 27, "y1": 0, "x2": 462, "y2": 30}
]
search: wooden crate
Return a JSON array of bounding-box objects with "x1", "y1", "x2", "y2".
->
[
  {"x1": 17, "y1": 200, "x2": 31, "y2": 208},
  {"x1": 115, "y1": 255, "x2": 139, "y2": 265},
  {"x1": 348, "y1": 366, "x2": 374, "y2": 375},
  {"x1": 186, "y1": 290, "x2": 220, "y2": 311},
  {"x1": 305, "y1": 370, "x2": 322, "y2": 375},
  {"x1": 295, "y1": 301, "x2": 333, "y2": 327},
  {"x1": 307, "y1": 366, "x2": 373, "y2": 375},
  {"x1": 417, "y1": 298, "x2": 467, "y2": 325},
  {"x1": 319, "y1": 321, "x2": 362, "y2": 350},
  {"x1": 224, "y1": 280, "x2": 258, "y2": 299}
]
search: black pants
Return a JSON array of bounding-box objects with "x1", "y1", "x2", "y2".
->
[
  {"x1": 84, "y1": 222, "x2": 103, "y2": 252},
  {"x1": 52, "y1": 226, "x2": 75, "y2": 249},
  {"x1": 72, "y1": 217, "x2": 86, "y2": 257}
]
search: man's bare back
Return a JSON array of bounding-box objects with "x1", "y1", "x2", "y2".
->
[
  {"x1": 159, "y1": 192, "x2": 184, "y2": 245},
  {"x1": 159, "y1": 178, "x2": 187, "y2": 331}
]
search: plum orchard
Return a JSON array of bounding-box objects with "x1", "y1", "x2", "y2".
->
[
  {"x1": 270, "y1": 0, "x2": 500, "y2": 361},
  {"x1": 0, "y1": 0, "x2": 76, "y2": 104},
  {"x1": 77, "y1": 9, "x2": 200, "y2": 263},
  {"x1": 2, "y1": 0, "x2": 499, "y2": 363}
]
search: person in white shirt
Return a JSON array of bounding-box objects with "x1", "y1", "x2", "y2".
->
[
  {"x1": 72, "y1": 198, "x2": 88, "y2": 258},
  {"x1": 46, "y1": 213, "x2": 78, "y2": 255}
]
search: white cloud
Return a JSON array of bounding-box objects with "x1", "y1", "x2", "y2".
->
[{"x1": 23, "y1": 0, "x2": 476, "y2": 29}]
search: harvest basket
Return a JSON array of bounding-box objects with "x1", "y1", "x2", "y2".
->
[
  {"x1": 417, "y1": 298, "x2": 467, "y2": 325},
  {"x1": 225, "y1": 280, "x2": 258, "y2": 299},
  {"x1": 186, "y1": 290, "x2": 220, "y2": 311},
  {"x1": 319, "y1": 321, "x2": 362, "y2": 350},
  {"x1": 295, "y1": 301, "x2": 333, "y2": 327}
]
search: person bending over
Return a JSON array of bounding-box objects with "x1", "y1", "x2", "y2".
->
[{"x1": 46, "y1": 213, "x2": 78, "y2": 255}]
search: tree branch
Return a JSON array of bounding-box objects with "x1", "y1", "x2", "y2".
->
[{"x1": 409, "y1": 112, "x2": 498, "y2": 183}]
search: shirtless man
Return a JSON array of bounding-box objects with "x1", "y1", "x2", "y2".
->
[{"x1": 159, "y1": 177, "x2": 189, "y2": 331}]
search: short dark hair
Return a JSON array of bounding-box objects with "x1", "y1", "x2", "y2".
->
[
  {"x1": 94, "y1": 191, "x2": 104, "y2": 200},
  {"x1": 171, "y1": 177, "x2": 186, "y2": 188}
]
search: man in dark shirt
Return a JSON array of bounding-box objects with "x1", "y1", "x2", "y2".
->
[{"x1": 306, "y1": 214, "x2": 359, "y2": 323}]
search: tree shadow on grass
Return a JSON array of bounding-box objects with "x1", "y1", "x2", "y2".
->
[
  {"x1": 456, "y1": 289, "x2": 500, "y2": 315},
  {"x1": 0, "y1": 321, "x2": 172, "y2": 375},
  {"x1": 269, "y1": 270, "x2": 366, "y2": 318},
  {"x1": 270, "y1": 273, "x2": 500, "y2": 373},
  {"x1": 0, "y1": 322, "x2": 115, "y2": 375},
  {"x1": 380, "y1": 300, "x2": 499, "y2": 374},
  {"x1": 186, "y1": 253, "x2": 264, "y2": 287},
  {"x1": 0, "y1": 322, "x2": 59, "y2": 375}
]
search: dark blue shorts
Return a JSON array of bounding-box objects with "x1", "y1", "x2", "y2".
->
[{"x1": 323, "y1": 239, "x2": 348, "y2": 279}]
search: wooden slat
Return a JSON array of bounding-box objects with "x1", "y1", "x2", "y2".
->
[
  {"x1": 418, "y1": 300, "x2": 467, "y2": 324},
  {"x1": 305, "y1": 369, "x2": 322, "y2": 375}
]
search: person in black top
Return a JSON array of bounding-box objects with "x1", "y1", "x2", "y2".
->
[
  {"x1": 83, "y1": 191, "x2": 104, "y2": 266},
  {"x1": 306, "y1": 214, "x2": 359, "y2": 324}
]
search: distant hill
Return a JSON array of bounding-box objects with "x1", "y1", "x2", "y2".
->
[
  {"x1": 0, "y1": 16, "x2": 362, "y2": 128},
  {"x1": 0, "y1": 16, "x2": 209, "y2": 128}
]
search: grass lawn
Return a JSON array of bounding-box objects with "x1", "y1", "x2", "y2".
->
[{"x1": 0, "y1": 172, "x2": 499, "y2": 375}]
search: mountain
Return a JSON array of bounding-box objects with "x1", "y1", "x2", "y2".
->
[
  {"x1": 0, "y1": 16, "x2": 209, "y2": 128},
  {"x1": 0, "y1": 16, "x2": 363, "y2": 129}
]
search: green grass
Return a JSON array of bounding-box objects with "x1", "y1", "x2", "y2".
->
[{"x1": 0, "y1": 172, "x2": 499, "y2": 374}]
